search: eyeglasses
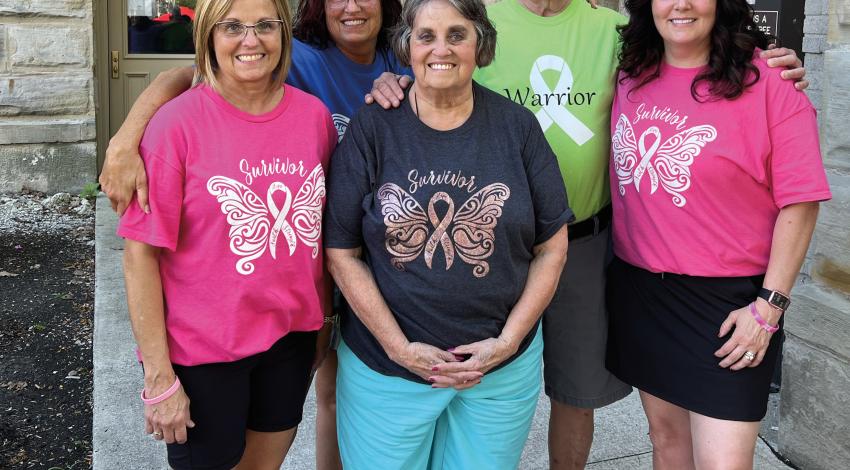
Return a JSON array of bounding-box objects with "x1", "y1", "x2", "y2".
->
[
  {"x1": 326, "y1": 0, "x2": 378, "y2": 9},
  {"x1": 214, "y1": 20, "x2": 284, "y2": 39}
]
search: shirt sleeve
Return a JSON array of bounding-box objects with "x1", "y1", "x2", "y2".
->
[
  {"x1": 522, "y1": 114, "x2": 575, "y2": 244},
  {"x1": 324, "y1": 111, "x2": 375, "y2": 248},
  {"x1": 116, "y1": 148, "x2": 185, "y2": 251},
  {"x1": 765, "y1": 75, "x2": 832, "y2": 208}
]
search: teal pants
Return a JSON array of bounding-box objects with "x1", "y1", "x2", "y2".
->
[{"x1": 336, "y1": 327, "x2": 543, "y2": 470}]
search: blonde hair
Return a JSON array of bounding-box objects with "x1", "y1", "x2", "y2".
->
[{"x1": 192, "y1": 0, "x2": 293, "y2": 91}]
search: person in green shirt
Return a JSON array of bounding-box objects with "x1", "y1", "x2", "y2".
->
[{"x1": 367, "y1": 0, "x2": 806, "y2": 468}]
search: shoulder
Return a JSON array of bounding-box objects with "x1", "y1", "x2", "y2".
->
[
  {"x1": 599, "y1": 6, "x2": 628, "y2": 26},
  {"x1": 353, "y1": 98, "x2": 401, "y2": 125},
  {"x1": 289, "y1": 38, "x2": 326, "y2": 74},
  {"x1": 291, "y1": 38, "x2": 323, "y2": 60},
  {"x1": 750, "y1": 53, "x2": 788, "y2": 88},
  {"x1": 748, "y1": 52, "x2": 813, "y2": 117},
  {"x1": 146, "y1": 86, "x2": 206, "y2": 135},
  {"x1": 284, "y1": 84, "x2": 331, "y2": 118},
  {"x1": 578, "y1": 2, "x2": 627, "y2": 27},
  {"x1": 381, "y1": 47, "x2": 410, "y2": 75},
  {"x1": 485, "y1": 0, "x2": 511, "y2": 17}
]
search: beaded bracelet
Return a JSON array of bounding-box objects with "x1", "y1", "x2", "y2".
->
[
  {"x1": 749, "y1": 302, "x2": 779, "y2": 334},
  {"x1": 140, "y1": 376, "x2": 181, "y2": 405}
]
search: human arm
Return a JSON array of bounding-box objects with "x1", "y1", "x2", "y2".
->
[
  {"x1": 433, "y1": 225, "x2": 568, "y2": 388},
  {"x1": 715, "y1": 201, "x2": 819, "y2": 370},
  {"x1": 761, "y1": 46, "x2": 808, "y2": 90},
  {"x1": 123, "y1": 239, "x2": 194, "y2": 443},
  {"x1": 325, "y1": 247, "x2": 467, "y2": 382},
  {"x1": 364, "y1": 72, "x2": 413, "y2": 109},
  {"x1": 100, "y1": 66, "x2": 194, "y2": 215}
]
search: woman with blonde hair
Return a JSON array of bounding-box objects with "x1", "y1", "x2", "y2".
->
[{"x1": 118, "y1": 0, "x2": 336, "y2": 468}]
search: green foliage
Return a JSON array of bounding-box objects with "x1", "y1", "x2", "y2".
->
[{"x1": 79, "y1": 182, "x2": 100, "y2": 200}]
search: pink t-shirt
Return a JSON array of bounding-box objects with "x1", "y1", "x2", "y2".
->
[
  {"x1": 118, "y1": 84, "x2": 337, "y2": 366},
  {"x1": 610, "y1": 56, "x2": 831, "y2": 277}
]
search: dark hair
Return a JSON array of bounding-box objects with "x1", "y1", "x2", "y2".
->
[
  {"x1": 617, "y1": 0, "x2": 771, "y2": 101},
  {"x1": 391, "y1": 0, "x2": 497, "y2": 67},
  {"x1": 293, "y1": 0, "x2": 403, "y2": 51}
]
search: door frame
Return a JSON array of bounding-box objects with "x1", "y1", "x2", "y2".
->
[{"x1": 95, "y1": 0, "x2": 109, "y2": 174}]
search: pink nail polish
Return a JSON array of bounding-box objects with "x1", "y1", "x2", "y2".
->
[
  {"x1": 431, "y1": 366, "x2": 439, "y2": 372},
  {"x1": 428, "y1": 377, "x2": 436, "y2": 383}
]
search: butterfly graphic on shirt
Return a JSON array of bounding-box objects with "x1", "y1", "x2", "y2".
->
[
  {"x1": 377, "y1": 182, "x2": 510, "y2": 278},
  {"x1": 206, "y1": 164, "x2": 324, "y2": 275},
  {"x1": 612, "y1": 114, "x2": 717, "y2": 207}
]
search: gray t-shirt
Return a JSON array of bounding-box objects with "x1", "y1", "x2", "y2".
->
[{"x1": 325, "y1": 82, "x2": 574, "y2": 382}]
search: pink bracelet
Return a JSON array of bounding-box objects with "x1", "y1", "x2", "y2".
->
[
  {"x1": 749, "y1": 302, "x2": 779, "y2": 334},
  {"x1": 140, "y1": 376, "x2": 181, "y2": 405}
]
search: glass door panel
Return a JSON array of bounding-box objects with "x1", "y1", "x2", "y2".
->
[{"x1": 127, "y1": 0, "x2": 196, "y2": 54}]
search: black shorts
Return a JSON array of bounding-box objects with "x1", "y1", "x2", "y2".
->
[
  {"x1": 165, "y1": 331, "x2": 317, "y2": 470},
  {"x1": 606, "y1": 257, "x2": 783, "y2": 422}
]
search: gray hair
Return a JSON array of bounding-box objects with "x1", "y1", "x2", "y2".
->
[{"x1": 391, "y1": 0, "x2": 497, "y2": 68}]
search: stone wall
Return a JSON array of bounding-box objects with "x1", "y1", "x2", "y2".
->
[
  {"x1": 778, "y1": 0, "x2": 850, "y2": 468},
  {"x1": 0, "y1": 0, "x2": 96, "y2": 193}
]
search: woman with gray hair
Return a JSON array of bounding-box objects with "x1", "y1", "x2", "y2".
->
[{"x1": 324, "y1": 0, "x2": 572, "y2": 467}]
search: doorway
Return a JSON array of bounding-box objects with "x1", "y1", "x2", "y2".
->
[{"x1": 100, "y1": 0, "x2": 196, "y2": 169}]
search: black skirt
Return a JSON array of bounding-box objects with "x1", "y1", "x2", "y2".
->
[{"x1": 606, "y1": 257, "x2": 783, "y2": 422}]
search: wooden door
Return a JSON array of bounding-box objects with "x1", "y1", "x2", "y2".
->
[{"x1": 107, "y1": 0, "x2": 195, "y2": 138}]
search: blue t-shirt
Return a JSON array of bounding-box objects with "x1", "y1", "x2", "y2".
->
[{"x1": 287, "y1": 38, "x2": 410, "y2": 141}]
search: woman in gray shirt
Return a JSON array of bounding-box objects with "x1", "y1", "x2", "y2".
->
[{"x1": 324, "y1": 0, "x2": 572, "y2": 467}]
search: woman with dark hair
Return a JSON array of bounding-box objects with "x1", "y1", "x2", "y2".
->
[
  {"x1": 606, "y1": 0, "x2": 831, "y2": 468},
  {"x1": 288, "y1": 0, "x2": 406, "y2": 141},
  {"x1": 100, "y1": 1, "x2": 408, "y2": 469}
]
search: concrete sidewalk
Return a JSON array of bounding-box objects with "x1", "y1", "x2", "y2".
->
[{"x1": 92, "y1": 195, "x2": 791, "y2": 469}]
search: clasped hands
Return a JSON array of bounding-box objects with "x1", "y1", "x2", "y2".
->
[{"x1": 391, "y1": 337, "x2": 518, "y2": 390}]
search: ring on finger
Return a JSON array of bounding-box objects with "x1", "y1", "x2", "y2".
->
[{"x1": 744, "y1": 351, "x2": 756, "y2": 361}]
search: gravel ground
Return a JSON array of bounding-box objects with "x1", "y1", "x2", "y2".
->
[{"x1": 1, "y1": 190, "x2": 95, "y2": 469}]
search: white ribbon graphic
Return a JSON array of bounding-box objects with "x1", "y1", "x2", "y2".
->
[
  {"x1": 266, "y1": 182, "x2": 296, "y2": 258},
  {"x1": 529, "y1": 55, "x2": 594, "y2": 145}
]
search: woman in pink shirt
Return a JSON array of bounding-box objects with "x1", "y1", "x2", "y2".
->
[
  {"x1": 118, "y1": 0, "x2": 336, "y2": 468},
  {"x1": 606, "y1": 0, "x2": 831, "y2": 468}
]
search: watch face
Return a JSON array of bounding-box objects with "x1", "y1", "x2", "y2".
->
[{"x1": 769, "y1": 292, "x2": 790, "y2": 310}]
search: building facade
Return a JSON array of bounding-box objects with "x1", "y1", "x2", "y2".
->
[{"x1": 0, "y1": 0, "x2": 97, "y2": 193}]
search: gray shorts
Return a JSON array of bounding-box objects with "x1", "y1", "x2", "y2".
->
[{"x1": 542, "y1": 226, "x2": 632, "y2": 408}]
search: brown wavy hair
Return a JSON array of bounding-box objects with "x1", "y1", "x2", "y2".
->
[{"x1": 617, "y1": 0, "x2": 771, "y2": 101}]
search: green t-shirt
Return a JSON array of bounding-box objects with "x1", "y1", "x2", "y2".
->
[{"x1": 474, "y1": 0, "x2": 625, "y2": 222}]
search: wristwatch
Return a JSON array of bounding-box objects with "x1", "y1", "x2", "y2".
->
[{"x1": 758, "y1": 288, "x2": 791, "y2": 311}]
